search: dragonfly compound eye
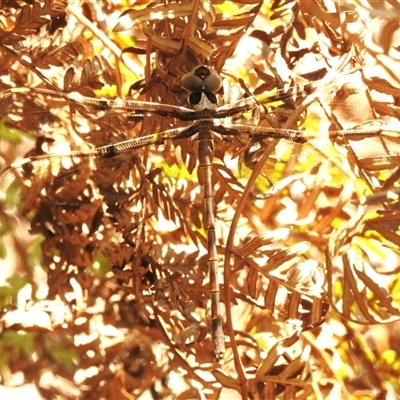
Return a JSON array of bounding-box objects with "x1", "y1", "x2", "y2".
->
[
  {"x1": 181, "y1": 66, "x2": 223, "y2": 94},
  {"x1": 202, "y1": 69, "x2": 222, "y2": 93},
  {"x1": 181, "y1": 69, "x2": 205, "y2": 92}
]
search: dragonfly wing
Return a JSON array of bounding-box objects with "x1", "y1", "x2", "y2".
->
[
  {"x1": 0, "y1": 122, "x2": 202, "y2": 206},
  {"x1": 213, "y1": 65, "x2": 379, "y2": 130},
  {"x1": 1, "y1": 150, "x2": 142, "y2": 210},
  {"x1": 0, "y1": 125, "x2": 202, "y2": 272},
  {"x1": 210, "y1": 117, "x2": 400, "y2": 209},
  {"x1": 0, "y1": 87, "x2": 198, "y2": 148},
  {"x1": 209, "y1": 63, "x2": 400, "y2": 200}
]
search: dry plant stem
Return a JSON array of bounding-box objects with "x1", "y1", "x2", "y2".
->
[
  {"x1": 325, "y1": 243, "x2": 335, "y2": 307},
  {"x1": 66, "y1": 5, "x2": 118, "y2": 56},
  {"x1": 335, "y1": 1, "x2": 400, "y2": 87},
  {"x1": 302, "y1": 331, "x2": 349, "y2": 398},
  {"x1": 292, "y1": 54, "x2": 354, "y2": 125},
  {"x1": 223, "y1": 149, "x2": 271, "y2": 398},
  {"x1": 164, "y1": 0, "x2": 200, "y2": 75},
  {"x1": 153, "y1": 308, "x2": 212, "y2": 388},
  {"x1": 340, "y1": 318, "x2": 388, "y2": 397},
  {"x1": 67, "y1": 5, "x2": 125, "y2": 95},
  {"x1": 0, "y1": 208, "x2": 35, "y2": 294},
  {"x1": 221, "y1": 52, "x2": 354, "y2": 395},
  {"x1": 0, "y1": 43, "x2": 59, "y2": 90},
  {"x1": 284, "y1": 51, "x2": 354, "y2": 129}
]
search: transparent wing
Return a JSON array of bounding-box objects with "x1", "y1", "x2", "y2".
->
[
  {"x1": 0, "y1": 124, "x2": 202, "y2": 206},
  {"x1": 215, "y1": 63, "x2": 400, "y2": 199},
  {"x1": 2, "y1": 62, "x2": 400, "y2": 210}
]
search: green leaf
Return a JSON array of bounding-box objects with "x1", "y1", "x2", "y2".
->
[
  {"x1": 89, "y1": 251, "x2": 111, "y2": 277},
  {"x1": 27, "y1": 236, "x2": 44, "y2": 268},
  {"x1": 0, "y1": 276, "x2": 28, "y2": 308},
  {"x1": 0, "y1": 221, "x2": 11, "y2": 236},
  {"x1": 2, "y1": 180, "x2": 21, "y2": 210},
  {"x1": 0, "y1": 118, "x2": 23, "y2": 143},
  {"x1": 0, "y1": 240, "x2": 6, "y2": 259},
  {"x1": 0, "y1": 330, "x2": 36, "y2": 360},
  {"x1": 45, "y1": 338, "x2": 79, "y2": 369}
]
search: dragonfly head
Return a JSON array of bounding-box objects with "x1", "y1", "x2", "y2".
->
[{"x1": 181, "y1": 65, "x2": 223, "y2": 110}]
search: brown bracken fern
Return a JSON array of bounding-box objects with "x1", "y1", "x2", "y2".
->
[{"x1": 1, "y1": 1, "x2": 400, "y2": 399}]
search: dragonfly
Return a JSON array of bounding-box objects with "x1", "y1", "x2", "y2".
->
[{"x1": 0, "y1": 63, "x2": 396, "y2": 359}]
